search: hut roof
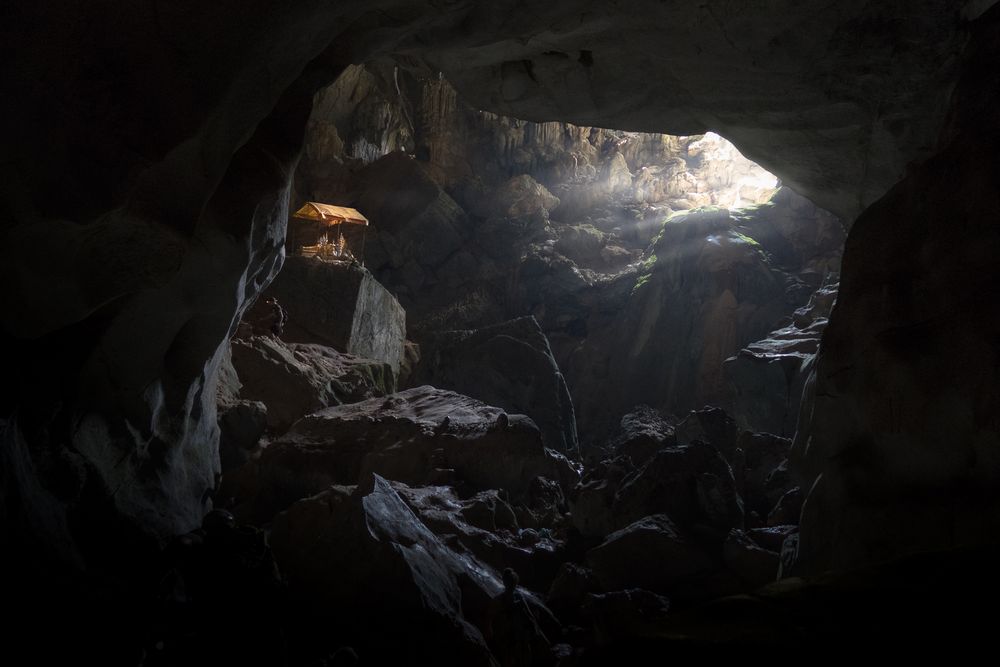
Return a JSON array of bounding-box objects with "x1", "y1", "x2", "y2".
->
[{"x1": 292, "y1": 202, "x2": 368, "y2": 226}]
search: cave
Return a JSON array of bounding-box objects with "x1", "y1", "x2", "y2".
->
[{"x1": 2, "y1": 2, "x2": 1000, "y2": 664}]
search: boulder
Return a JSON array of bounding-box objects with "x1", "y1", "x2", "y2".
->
[
  {"x1": 569, "y1": 457, "x2": 633, "y2": 538},
  {"x1": 585, "y1": 515, "x2": 713, "y2": 594},
  {"x1": 263, "y1": 255, "x2": 406, "y2": 374},
  {"x1": 675, "y1": 406, "x2": 740, "y2": 462},
  {"x1": 269, "y1": 476, "x2": 497, "y2": 666},
  {"x1": 217, "y1": 400, "x2": 267, "y2": 472},
  {"x1": 413, "y1": 316, "x2": 579, "y2": 455},
  {"x1": 228, "y1": 335, "x2": 393, "y2": 432},
  {"x1": 492, "y1": 174, "x2": 560, "y2": 218},
  {"x1": 392, "y1": 482, "x2": 565, "y2": 592},
  {"x1": 605, "y1": 405, "x2": 676, "y2": 466},
  {"x1": 221, "y1": 386, "x2": 579, "y2": 524},
  {"x1": 612, "y1": 442, "x2": 744, "y2": 540}
]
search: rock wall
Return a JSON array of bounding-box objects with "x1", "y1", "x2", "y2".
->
[{"x1": 792, "y1": 9, "x2": 1000, "y2": 573}]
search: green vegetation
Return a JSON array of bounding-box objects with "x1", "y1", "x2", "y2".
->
[
  {"x1": 632, "y1": 253, "x2": 659, "y2": 295},
  {"x1": 732, "y1": 231, "x2": 761, "y2": 247},
  {"x1": 730, "y1": 200, "x2": 775, "y2": 223},
  {"x1": 632, "y1": 272, "x2": 653, "y2": 294}
]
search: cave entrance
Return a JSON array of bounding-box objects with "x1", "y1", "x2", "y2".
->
[
  {"x1": 212, "y1": 61, "x2": 848, "y2": 647},
  {"x1": 288, "y1": 64, "x2": 844, "y2": 447}
]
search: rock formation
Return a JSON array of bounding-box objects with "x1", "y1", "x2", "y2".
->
[
  {"x1": 413, "y1": 316, "x2": 579, "y2": 455},
  {"x1": 263, "y1": 256, "x2": 406, "y2": 374}
]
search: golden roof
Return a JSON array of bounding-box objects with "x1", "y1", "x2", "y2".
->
[{"x1": 292, "y1": 202, "x2": 368, "y2": 225}]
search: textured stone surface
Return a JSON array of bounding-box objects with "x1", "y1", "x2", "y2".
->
[
  {"x1": 263, "y1": 256, "x2": 406, "y2": 373},
  {"x1": 269, "y1": 477, "x2": 497, "y2": 666},
  {"x1": 221, "y1": 385, "x2": 579, "y2": 523},
  {"x1": 567, "y1": 206, "x2": 800, "y2": 438},
  {"x1": 413, "y1": 316, "x2": 579, "y2": 455},
  {"x1": 793, "y1": 12, "x2": 1000, "y2": 573},
  {"x1": 229, "y1": 335, "x2": 394, "y2": 432},
  {"x1": 725, "y1": 281, "x2": 838, "y2": 435}
]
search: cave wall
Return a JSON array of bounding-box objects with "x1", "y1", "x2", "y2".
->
[
  {"x1": 1, "y1": 0, "x2": 996, "y2": 576},
  {"x1": 792, "y1": 10, "x2": 1000, "y2": 572}
]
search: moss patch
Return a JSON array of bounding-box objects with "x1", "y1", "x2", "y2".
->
[{"x1": 732, "y1": 231, "x2": 761, "y2": 247}]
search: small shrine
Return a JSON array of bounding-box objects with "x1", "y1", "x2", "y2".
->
[{"x1": 289, "y1": 202, "x2": 369, "y2": 263}]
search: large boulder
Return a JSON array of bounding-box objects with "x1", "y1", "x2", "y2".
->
[
  {"x1": 228, "y1": 335, "x2": 393, "y2": 432},
  {"x1": 263, "y1": 255, "x2": 406, "y2": 374},
  {"x1": 269, "y1": 476, "x2": 498, "y2": 666},
  {"x1": 414, "y1": 316, "x2": 579, "y2": 455},
  {"x1": 571, "y1": 439, "x2": 743, "y2": 540},
  {"x1": 613, "y1": 442, "x2": 745, "y2": 540},
  {"x1": 221, "y1": 386, "x2": 579, "y2": 523},
  {"x1": 605, "y1": 405, "x2": 676, "y2": 465}
]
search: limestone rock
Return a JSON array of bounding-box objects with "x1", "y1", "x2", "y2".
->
[
  {"x1": 675, "y1": 407, "x2": 741, "y2": 463},
  {"x1": 269, "y1": 477, "x2": 497, "y2": 666},
  {"x1": 221, "y1": 386, "x2": 579, "y2": 523},
  {"x1": 414, "y1": 316, "x2": 579, "y2": 455},
  {"x1": 493, "y1": 174, "x2": 560, "y2": 218},
  {"x1": 229, "y1": 335, "x2": 393, "y2": 432},
  {"x1": 725, "y1": 281, "x2": 838, "y2": 435},
  {"x1": 585, "y1": 514, "x2": 713, "y2": 594},
  {"x1": 605, "y1": 405, "x2": 676, "y2": 466},
  {"x1": 613, "y1": 442, "x2": 744, "y2": 540},
  {"x1": 567, "y1": 207, "x2": 799, "y2": 439},
  {"x1": 217, "y1": 400, "x2": 267, "y2": 473},
  {"x1": 263, "y1": 256, "x2": 406, "y2": 374},
  {"x1": 393, "y1": 482, "x2": 565, "y2": 592}
]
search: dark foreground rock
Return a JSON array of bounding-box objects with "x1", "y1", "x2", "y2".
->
[{"x1": 270, "y1": 476, "x2": 497, "y2": 666}]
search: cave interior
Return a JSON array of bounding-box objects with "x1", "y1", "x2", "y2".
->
[{"x1": 2, "y1": 1, "x2": 1000, "y2": 664}]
